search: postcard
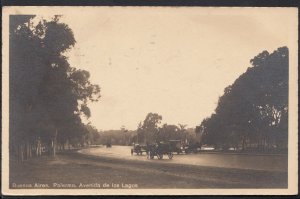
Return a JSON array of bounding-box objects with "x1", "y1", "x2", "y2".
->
[{"x1": 2, "y1": 6, "x2": 298, "y2": 195}]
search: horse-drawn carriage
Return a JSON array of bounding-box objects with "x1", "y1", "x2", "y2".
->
[
  {"x1": 130, "y1": 141, "x2": 175, "y2": 159},
  {"x1": 131, "y1": 144, "x2": 148, "y2": 155},
  {"x1": 168, "y1": 139, "x2": 202, "y2": 154},
  {"x1": 106, "y1": 142, "x2": 112, "y2": 148},
  {"x1": 184, "y1": 142, "x2": 201, "y2": 154},
  {"x1": 147, "y1": 142, "x2": 173, "y2": 160},
  {"x1": 169, "y1": 140, "x2": 185, "y2": 154}
]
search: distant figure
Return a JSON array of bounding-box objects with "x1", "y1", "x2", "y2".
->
[{"x1": 106, "y1": 142, "x2": 111, "y2": 148}]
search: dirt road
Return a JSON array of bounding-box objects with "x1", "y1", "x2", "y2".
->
[
  {"x1": 10, "y1": 149, "x2": 287, "y2": 189},
  {"x1": 79, "y1": 145, "x2": 287, "y2": 171}
]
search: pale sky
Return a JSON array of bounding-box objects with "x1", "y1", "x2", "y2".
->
[{"x1": 56, "y1": 7, "x2": 296, "y2": 130}]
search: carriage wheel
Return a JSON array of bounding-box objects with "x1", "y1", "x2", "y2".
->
[
  {"x1": 168, "y1": 152, "x2": 173, "y2": 159},
  {"x1": 157, "y1": 153, "x2": 163, "y2": 160},
  {"x1": 147, "y1": 152, "x2": 154, "y2": 159}
]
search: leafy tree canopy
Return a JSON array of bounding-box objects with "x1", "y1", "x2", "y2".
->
[
  {"x1": 9, "y1": 15, "x2": 101, "y2": 155},
  {"x1": 197, "y1": 47, "x2": 288, "y2": 151}
]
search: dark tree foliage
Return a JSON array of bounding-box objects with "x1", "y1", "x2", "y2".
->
[
  {"x1": 158, "y1": 124, "x2": 180, "y2": 142},
  {"x1": 196, "y1": 47, "x2": 288, "y2": 151},
  {"x1": 9, "y1": 15, "x2": 100, "y2": 160},
  {"x1": 135, "y1": 113, "x2": 196, "y2": 144},
  {"x1": 136, "y1": 113, "x2": 162, "y2": 144}
]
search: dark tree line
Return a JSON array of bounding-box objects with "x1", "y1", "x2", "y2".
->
[
  {"x1": 10, "y1": 15, "x2": 100, "y2": 161},
  {"x1": 196, "y1": 47, "x2": 288, "y2": 152},
  {"x1": 96, "y1": 129, "x2": 136, "y2": 146},
  {"x1": 135, "y1": 113, "x2": 197, "y2": 144}
]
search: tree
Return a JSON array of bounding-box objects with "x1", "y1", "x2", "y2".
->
[
  {"x1": 10, "y1": 15, "x2": 49, "y2": 161},
  {"x1": 158, "y1": 124, "x2": 180, "y2": 142},
  {"x1": 199, "y1": 47, "x2": 288, "y2": 151},
  {"x1": 9, "y1": 15, "x2": 101, "y2": 160},
  {"x1": 85, "y1": 124, "x2": 101, "y2": 145},
  {"x1": 137, "y1": 113, "x2": 162, "y2": 144}
]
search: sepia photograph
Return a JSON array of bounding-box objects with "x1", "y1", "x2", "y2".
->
[{"x1": 1, "y1": 6, "x2": 298, "y2": 195}]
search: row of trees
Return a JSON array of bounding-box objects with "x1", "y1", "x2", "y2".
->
[
  {"x1": 82, "y1": 117, "x2": 198, "y2": 146},
  {"x1": 135, "y1": 113, "x2": 197, "y2": 144},
  {"x1": 10, "y1": 15, "x2": 100, "y2": 161},
  {"x1": 96, "y1": 129, "x2": 136, "y2": 146},
  {"x1": 196, "y1": 47, "x2": 288, "y2": 152}
]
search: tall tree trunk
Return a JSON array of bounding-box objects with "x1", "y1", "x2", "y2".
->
[
  {"x1": 50, "y1": 130, "x2": 56, "y2": 156},
  {"x1": 36, "y1": 138, "x2": 42, "y2": 157},
  {"x1": 25, "y1": 141, "x2": 30, "y2": 159},
  {"x1": 24, "y1": 142, "x2": 28, "y2": 160},
  {"x1": 52, "y1": 139, "x2": 56, "y2": 156},
  {"x1": 52, "y1": 128, "x2": 58, "y2": 157},
  {"x1": 29, "y1": 143, "x2": 32, "y2": 158},
  {"x1": 242, "y1": 138, "x2": 245, "y2": 151},
  {"x1": 18, "y1": 144, "x2": 24, "y2": 163}
]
